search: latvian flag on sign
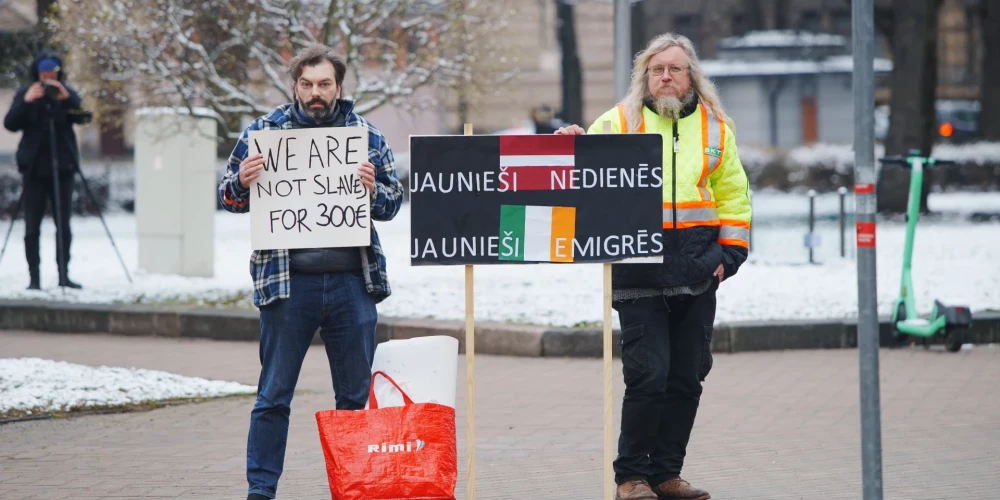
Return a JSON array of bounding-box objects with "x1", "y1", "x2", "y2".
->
[
  {"x1": 499, "y1": 135, "x2": 575, "y2": 191},
  {"x1": 499, "y1": 205, "x2": 577, "y2": 263}
]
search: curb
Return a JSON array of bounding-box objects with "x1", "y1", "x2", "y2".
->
[{"x1": 1, "y1": 299, "x2": 998, "y2": 357}]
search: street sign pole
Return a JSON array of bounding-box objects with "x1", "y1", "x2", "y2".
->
[
  {"x1": 607, "y1": 2, "x2": 631, "y2": 497},
  {"x1": 613, "y1": 0, "x2": 631, "y2": 101},
  {"x1": 852, "y1": 0, "x2": 884, "y2": 499}
]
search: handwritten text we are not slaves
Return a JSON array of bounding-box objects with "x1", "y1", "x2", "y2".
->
[{"x1": 252, "y1": 134, "x2": 368, "y2": 234}]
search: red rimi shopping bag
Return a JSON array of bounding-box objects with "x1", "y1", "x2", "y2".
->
[{"x1": 315, "y1": 371, "x2": 457, "y2": 500}]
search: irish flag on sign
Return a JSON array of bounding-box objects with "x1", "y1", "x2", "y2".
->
[
  {"x1": 499, "y1": 135, "x2": 575, "y2": 191},
  {"x1": 499, "y1": 205, "x2": 577, "y2": 263}
]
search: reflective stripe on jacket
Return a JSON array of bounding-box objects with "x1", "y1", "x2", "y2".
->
[{"x1": 588, "y1": 100, "x2": 752, "y2": 288}]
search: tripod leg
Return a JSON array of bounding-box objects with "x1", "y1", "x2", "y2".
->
[
  {"x1": 73, "y1": 166, "x2": 133, "y2": 283},
  {"x1": 0, "y1": 188, "x2": 26, "y2": 268},
  {"x1": 48, "y1": 115, "x2": 68, "y2": 291}
]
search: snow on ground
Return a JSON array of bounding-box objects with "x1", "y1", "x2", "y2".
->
[
  {"x1": 931, "y1": 142, "x2": 1000, "y2": 165},
  {"x1": 718, "y1": 30, "x2": 847, "y2": 49},
  {"x1": 772, "y1": 141, "x2": 1000, "y2": 169},
  {"x1": 0, "y1": 191, "x2": 997, "y2": 327},
  {"x1": 0, "y1": 357, "x2": 255, "y2": 415},
  {"x1": 701, "y1": 56, "x2": 893, "y2": 78},
  {"x1": 749, "y1": 188, "x2": 1000, "y2": 221}
]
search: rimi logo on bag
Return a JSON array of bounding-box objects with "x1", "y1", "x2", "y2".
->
[{"x1": 367, "y1": 439, "x2": 426, "y2": 453}]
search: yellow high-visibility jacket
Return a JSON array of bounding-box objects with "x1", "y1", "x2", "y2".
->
[{"x1": 588, "y1": 100, "x2": 752, "y2": 289}]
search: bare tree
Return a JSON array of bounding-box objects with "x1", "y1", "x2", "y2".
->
[
  {"x1": 0, "y1": 0, "x2": 52, "y2": 87},
  {"x1": 773, "y1": 0, "x2": 790, "y2": 30},
  {"x1": 556, "y1": 0, "x2": 583, "y2": 127},
  {"x1": 746, "y1": 0, "x2": 767, "y2": 30},
  {"x1": 49, "y1": 0, "x2": 514, "y2": 138},
  {"x1": 0, "y1": 32, "x2": 38, "y2": 87},
  {"x1": 873, "y1": 0, "x2": 895, "y2": 44},
  {"x1": 878, "y1": 0, "x2": 942, "y2": 214},
  {"x1": 36, "y1": 0, "x2": 58, "y2": 43}
]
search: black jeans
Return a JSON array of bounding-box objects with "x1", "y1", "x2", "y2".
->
[
  {"x1": 613, "y1": 280, "x2": 718, "y2": 486},
  {"x1": 23, "y1": 172, "x2": 75, "y2": 277}
]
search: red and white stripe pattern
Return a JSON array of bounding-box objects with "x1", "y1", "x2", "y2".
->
[{"x1": 498, "y1": 135, "x2": 575, "y2": 191}]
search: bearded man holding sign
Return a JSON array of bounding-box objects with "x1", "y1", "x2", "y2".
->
[{"x1": 217, "y1": 44, "x2": 403, "y2": 500}]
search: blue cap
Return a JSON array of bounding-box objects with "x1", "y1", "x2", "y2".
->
[{"x1": 37, "y1": 58, "x2": 60, "y2": 73}]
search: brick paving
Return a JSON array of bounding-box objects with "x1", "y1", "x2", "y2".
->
[{"x1": 1, "y1": 330, "x2": 998, "y2": 500}]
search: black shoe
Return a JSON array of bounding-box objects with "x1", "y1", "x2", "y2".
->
[
  {"x1": 58, "y1": 277, "x2": 82, "y2": 289},
  {"x1": 247, "y1": 494, "x2": 271, "y2": 500}
]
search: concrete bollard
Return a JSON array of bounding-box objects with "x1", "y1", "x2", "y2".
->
[
  {"x1": 807, "y1": 189, "x2": 817, "y2": 264},
  {"x1": 839, "y1": 186, "x2": 848, "y2": 258}
]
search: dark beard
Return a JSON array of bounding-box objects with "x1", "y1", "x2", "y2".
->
[
  {"x1": 302, "y1": 97, "x2": 335, "y2": 122},
  {"x1": 649, "y1": 88, "x2": 696, "y2": 119}
]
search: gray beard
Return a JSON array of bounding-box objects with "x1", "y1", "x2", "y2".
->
[{"x1": 650, "y1": 89, "x2": 696, "y2": 119}]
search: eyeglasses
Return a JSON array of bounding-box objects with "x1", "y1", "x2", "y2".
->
[{"x1": 648, "y1": 66, "x2": 689, "y2": 77}]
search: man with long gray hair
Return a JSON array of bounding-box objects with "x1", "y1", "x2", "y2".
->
[{"x1": 557, "y1": 33, "x2": 752, "y2": 500}]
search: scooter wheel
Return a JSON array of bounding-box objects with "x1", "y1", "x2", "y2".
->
[{"x1": 943, "y1": 327, "x2": 965, "y2": 352}]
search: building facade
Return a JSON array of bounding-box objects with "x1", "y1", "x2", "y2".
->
[
  {"x1": 638, "y1": 0, "x2": 982, "y2": 102},
  {"x1": 698, "y1": 30, "x2": 893, "y2": 148},
  {"x1": 0, "y1": 0, "x2": 986, "y2": 160}
]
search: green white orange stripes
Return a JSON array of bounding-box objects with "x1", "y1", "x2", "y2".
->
[{"x1": 499, "y1": 205, "x2": 577, "y2": 262}]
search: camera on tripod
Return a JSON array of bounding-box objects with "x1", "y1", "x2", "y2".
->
[
  {"x1": 41, "y1": 82, "x2": 94, "y2": 124},
  {"x1": 67, "y1": 108, "x2": 94, "y2": 125}
]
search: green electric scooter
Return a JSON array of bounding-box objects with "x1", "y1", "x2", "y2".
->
[{"x1": 878, "y1": 152, "x2": 972, "y2": 352}]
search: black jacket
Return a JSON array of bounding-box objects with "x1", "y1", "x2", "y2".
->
[{"x1": 3, "y1": 51, "x2": 87, "y2": 177}]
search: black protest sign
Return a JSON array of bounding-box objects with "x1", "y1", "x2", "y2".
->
[
  {"x1": 247, "y1": 126, "x2": 370, "y2": 250},
  {"x1": 409, "y1": 133, "x2": 663, "y2": 265}
]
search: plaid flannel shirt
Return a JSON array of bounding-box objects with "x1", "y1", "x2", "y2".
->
[{"x1": 218, "y1": 100, "x2": 403, "y2": 307}]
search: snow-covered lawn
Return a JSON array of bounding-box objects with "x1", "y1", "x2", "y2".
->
[
  {"x1": 0, "y1": 357, "x2": 255, "y2": 418},
  {"x1": 0, "y1": 191, "x2": 998, "y2": 327}
]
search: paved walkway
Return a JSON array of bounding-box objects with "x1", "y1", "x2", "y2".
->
[{"x1": 1, "y1": 330, "x2": 998, "y2": 500}]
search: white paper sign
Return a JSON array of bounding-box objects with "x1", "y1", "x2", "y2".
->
[{"x1": 247, "y1": 126, "x2": 371, "y2": 250}]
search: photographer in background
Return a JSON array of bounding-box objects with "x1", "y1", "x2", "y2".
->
[{"x1": 3, "y1": 51, "x2": 88, "y2": 290}]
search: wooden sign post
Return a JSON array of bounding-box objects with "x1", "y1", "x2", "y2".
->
[
  {"x1": 463, "y1": 123, "x2": 477, "y2": 500},
  {"x1": 602, "y1": 120, "x2": 614, "y2": 500}
]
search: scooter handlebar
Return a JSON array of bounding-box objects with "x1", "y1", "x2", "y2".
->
[
  {"x1": 877, "y1": 155, "x2": 910, "y2": 167},
  {"x1": 929, "y1": 158, "x2": 957, "y2": 166},
  {"x1": 877, "y1": 156, "x2": 958, "y2": 168}
]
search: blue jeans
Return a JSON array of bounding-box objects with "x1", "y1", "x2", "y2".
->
[{"x1": 246, "y1": 270, "x2": 377, "y2": 499}]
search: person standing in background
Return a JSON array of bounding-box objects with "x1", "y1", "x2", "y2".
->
[{"x1": 3, "y1": 50, "x2": 88, "y2": 290}]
